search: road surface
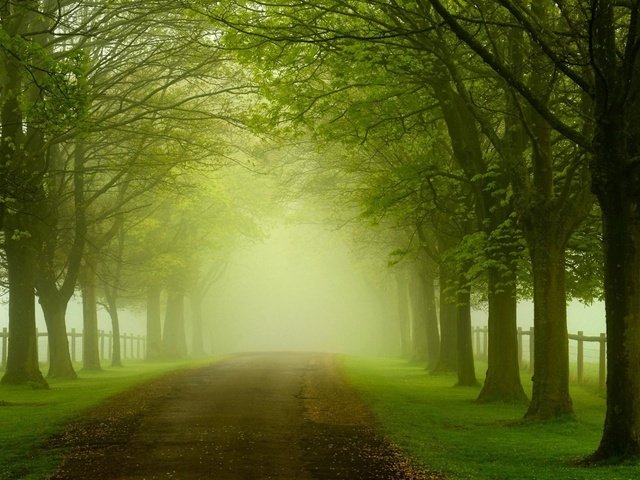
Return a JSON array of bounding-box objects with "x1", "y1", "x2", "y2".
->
[{"x1": 50, "y1": 352, "x2": 438, "y2": 479}]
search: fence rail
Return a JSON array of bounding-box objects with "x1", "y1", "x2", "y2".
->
[
  {"x1": 0, "y1": 327, "x2": 146, "y2": 366},
  {"x1": 473, "y1": 326, "x2": 606, "y2": 390}
]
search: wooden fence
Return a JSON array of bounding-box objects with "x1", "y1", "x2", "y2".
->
[
  {"x1": 472, "y1": 326, "x2": 606, "y2": 389},
  {"x1": 0, "y1": 328, "x2": 146, "y2": 367}
]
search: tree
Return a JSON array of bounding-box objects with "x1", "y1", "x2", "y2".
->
[
  {"x1": 394, "y1": 271, "x2": 412, "y2": 358},
  {"x1": 206, "y1": 0, "x2": 514, "y2": 392},
  {"x1": 36, "y1": 141, "x2": 88, "y2": 378},
  {"x1": 0, "y1": 0, "x2": 77, "y2": 386},
  {"x1": 427, "y1": 0, "x2": 640, "y2": 459},
  {"x1": 1, "y1": 0, "x2": 244, "y2": 383}
]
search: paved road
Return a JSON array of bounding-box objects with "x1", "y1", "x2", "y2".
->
[{"x1": 51, "y1": 352, "x2": 433, "y2": 479}]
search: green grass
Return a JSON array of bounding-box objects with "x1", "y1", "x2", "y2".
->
[
  {"x1": 343, "y1": 357, "x2": 640, "y2": 480},
  {"x1": 0, "y1": 359, "x2": 219, "y2": 480}
]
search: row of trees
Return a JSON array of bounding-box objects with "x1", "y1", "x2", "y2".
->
[
  {"x1": 194, "y1": 0, "x2": 637, "y2": 462},
  {"x1": 2, "y1": 0, "x2": 637, "y2": 463},
  {"x1": 0, "y1": 2, "x2": 263, "y2": 386}
]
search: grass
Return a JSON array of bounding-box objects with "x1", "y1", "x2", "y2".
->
[
  {"x1": 0, "y1": 358, "x2": 219, "y2": 480},
  {"x1": 342, "y1": 357, "x2": 640, "y2": 480}
]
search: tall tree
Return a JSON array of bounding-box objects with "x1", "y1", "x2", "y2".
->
[{"x1": 426, "y1": 0, "x2": 640, "y2": 458}]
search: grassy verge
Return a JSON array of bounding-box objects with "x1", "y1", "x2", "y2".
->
[
  {"x1": 343, "y1": 357, "x2": 639, "y2": 480},
  {"x1": 0, "y1": 358, "x2": 219, "y2": 480}
]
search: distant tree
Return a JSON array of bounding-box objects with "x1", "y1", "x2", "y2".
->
[{"x1": 394, "y1": 271, "x2": 412, "y2": 358}]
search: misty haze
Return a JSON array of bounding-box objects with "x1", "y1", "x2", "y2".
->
[
  {"x1": 207, "y1": 222, "x2": 396, "y2": 356},
  {"x1": 0, "y1": 2, "x2": 638, "y2": 480}
]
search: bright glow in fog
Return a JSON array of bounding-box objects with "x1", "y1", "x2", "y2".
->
[{"x1": 204, "y1": 223, "x2": 398, "y2": 355}]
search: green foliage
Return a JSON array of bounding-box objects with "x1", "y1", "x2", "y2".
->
[
  {"x1": 0, "y1": 30, "x2": 90, "y2": 133},
  {"x1": 565, "y1": 208, "x2": 604, "y2": 304}
]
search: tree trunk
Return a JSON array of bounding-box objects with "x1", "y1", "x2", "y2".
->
[
  {"x1": 1, "y1": 228, "x2": 47, "y2": 387},
  {"x1": 146, "y1": 286, "x2": 163, "y2": 360},
  {"x1": 592, "y1": 187, "x2": 640, "y2": 457},
  {"x1": 111, "y1": 318, "x2": 122, "y2": 366},
  {"x1": 589, "y1": 36, "x2": 640, "y2": 453},
  {"x1": 524, "y1": 239, "x2": 572, "y2": 419},
  {"x1": 38, "y1": 282, "x2": 76, "y2": 379},
  {"x1": 190, "y1": 289, "x2": 205, "y2": 358},
  {"x1": 408, "y1": 269, "x2": 428, "y2": 362},
  {"x1": 35, "y1": 137, "x2": 86, "y2": 379},
  {"x1": 0, "y1": 5, "x2": 45, "y2": 387},
  {"x1": 477, "y1": 266, "x2": 527, "y2": 402},
  {"x1": 395, "y1": 274, "x2": 412, "y2": 358},
  {"x1": 106, "y1": 292, "x2": 122, "y2": 367},
  {"x1": 162, "y1": 289, "x2": 187, "y2": 359},
  {"x1": 432, "y1": 263, "x2": 457, "y2": 373},
  {"x1": 455, "y1": 282, "x2": 477, "y2": 386},
  {"x1": 422, "y1": 266, "x2": 440, "y2": 371},
  {"x1": 81, "y1": 262, "x2": 101, "y2": 370}
]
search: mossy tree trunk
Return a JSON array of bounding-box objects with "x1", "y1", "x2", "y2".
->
[
  {"x1": 1, "y1": 225, "x2": 47, "y2": 387},
  {"x1": 0, "y1": 4, "x2": 46, "y2": 386},
  {"x1": 524, "y1": 234, "x2": 572, "y2": 418},
  {"x1": 477, "y1": 265, "x2": 526, "y2": 402},
  {"x1": 38, "y1": 282, "x2": 76, "y2": 378},
  {"x1": 590, "y1": 4, "x2": 640, "y2": 454}
]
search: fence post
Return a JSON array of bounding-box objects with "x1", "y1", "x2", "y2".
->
[
  {"x1": 137, "y1": 336, "x2": 141, "y2": 359},
  {"x1": 577, "y1": 331, "x2": 584, "y2": 384},
  {"x1": 123, "y1": 334, "x2": 127, "y2": 360},
  {"x1": 99, "y1": 330, "x2": 104, "y2": 360},
  {"x1": 482, "y1": 327, "x2": 488, "y2": 359},
  {"x1": 576, "y1": 330, "x2": 584, "y2": 384},
  {"x1": 517, "y1": 327, "x2": 523, "y2": 367},
  {"x1": 473, "y1": 327, "x2": 480, "y2": 358},
  {"x1": 70, "y1": 328, "x2": 76, "y2": 362},
  {"x1": 599, "y1": 333, "x2": 606, "y2": 391},
  {"x1": 2, "y1": 327, "x2": 7, "y2": 367},
  {"x1": 529, "y1": 327, "x2": 535, "y2": 372}
]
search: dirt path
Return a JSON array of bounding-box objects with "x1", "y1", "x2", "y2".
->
[{"x1": 49, "y1": 352, "x2": 440, "y2": 479}]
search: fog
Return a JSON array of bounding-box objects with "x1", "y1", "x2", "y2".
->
[
  {"x1": 197, "y1": 219, "x2": 606, "y2": 357},
  {"x1": 0, "y1": 219, "x2": 606, "y2": 360},
  {"x1": 204, "y1": 223, "x2": 398, "y2": 356}
]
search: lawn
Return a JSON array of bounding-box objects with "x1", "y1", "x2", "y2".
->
[
  {"x1": 0, "y1": 359, "x2": 218, "y2": 480},
  {"x1": 343, "y1": 357, "x2": 639, "y2": 480}
]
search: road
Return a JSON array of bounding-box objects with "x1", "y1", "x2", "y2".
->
[{"x1": 50, "y1": 352, "x2": 435, "y2": 479}]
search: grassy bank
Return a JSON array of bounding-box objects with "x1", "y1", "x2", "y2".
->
[
  {"x1": 0, "y1": 359, "x2": 218, "y2": 480},
  {"x1": 343, "y1": 357, "x2": 639, "y2": 480}
]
